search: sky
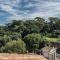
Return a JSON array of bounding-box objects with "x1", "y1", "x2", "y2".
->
[{"x1": 0, "y1": 0, "x2": 60, "y2": 25}]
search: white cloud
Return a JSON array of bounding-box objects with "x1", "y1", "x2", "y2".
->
[
  {"x1": 0, "y1": 0, "x2": 60, "y2": 23},
  {"x1": 24, "y1": 3, "x2": 34, "y2": 8}
]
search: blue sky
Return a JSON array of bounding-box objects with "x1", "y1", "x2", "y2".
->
[{"x1": 0, "y1": 0, "x2": 60, "y2": 25}]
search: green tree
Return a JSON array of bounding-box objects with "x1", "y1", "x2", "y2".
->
[
  {"x1": 48, "y1": 17, "x2": 60, "y2": 31},
  {"x1": 0, "y1": 35, "x2": 12, "y2": 47},
  {"x1": 24, "y1": 33, "x2": 45, "y2": 53},
  {"x1": 24, "y1": 17, "x2": 45, "y2": 34},
  {"x1": 1, "y1": 39, "x2": 26, "y2": 53}
]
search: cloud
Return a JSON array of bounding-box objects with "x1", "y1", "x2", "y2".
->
[{"x1": 0, "y1": 0, "x2": 60, "y2": 25}]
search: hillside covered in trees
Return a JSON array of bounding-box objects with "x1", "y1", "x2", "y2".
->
[{"x1": 0, "y1": 17, "x2": 60, "y2": 53}]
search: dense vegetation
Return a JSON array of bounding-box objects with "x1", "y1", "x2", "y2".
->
[{"x1": 0, "y1": 17, "x2": 60, "y2": 53}]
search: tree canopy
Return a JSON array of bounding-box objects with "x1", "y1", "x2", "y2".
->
[{"x1": 0, "y1": 17, "x2": 60, "y2": 53}]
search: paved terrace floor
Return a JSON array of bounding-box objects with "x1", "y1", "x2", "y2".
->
[{"x1": 0, "y1": 53, "x2": 48, "y2": 60}]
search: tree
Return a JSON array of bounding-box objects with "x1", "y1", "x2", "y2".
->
[
  {"x1": 48, "y1": 17, "x2": 60, "y2": 31},
  {"x1": 35, "y1": 17, "x2": 45, "y2": 33},
  {"x1": 24, "y1": 33, "x2": 45, "y2": 53},
  {"x1": 6, "y1": 20, "x2": 25, "y2": 32},
  {"x1": 24, "y1": 20, "x2": 39, "y2": 33},
  {"x1": 9, "y1": 32, "x2": 22, "y2": 40},
  {"x1": 0, "y1": 35, "x2": 12, "y2": 47},
  {"x1": 24, "y1": 17, "x2": 45, "y2": 34},
  {"x1": 0, "y1": 39, "x2": 26, "y2": 53}
]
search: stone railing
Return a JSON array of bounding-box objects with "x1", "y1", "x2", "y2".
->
[
  {"x1": 56, "y1": 53, "x2": 60, "y2": 58},
  {"x1": 48, "y1": 48, "x2": 56, "y2": 60}
]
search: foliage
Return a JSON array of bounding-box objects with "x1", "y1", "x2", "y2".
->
[
  {"x1": 0, "y1": 17, "x2": 60, "y2": 53},
  {"x1": 24, "y1": 33, "x2": 45, "y2": 53},
  {"x1": 43, "y1": 36, "x2": 60, "y2": 42},
  {"x1": 0, "y1": 39, "x2": 26, "y2": 53}
]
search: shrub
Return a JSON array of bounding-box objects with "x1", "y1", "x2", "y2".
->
[
  {"x1": 0, "y1": 39, "x2": 26, "y2": 53},
  {"x1": 24, "y1": 33, "x2": 45, "y2": 53}
]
